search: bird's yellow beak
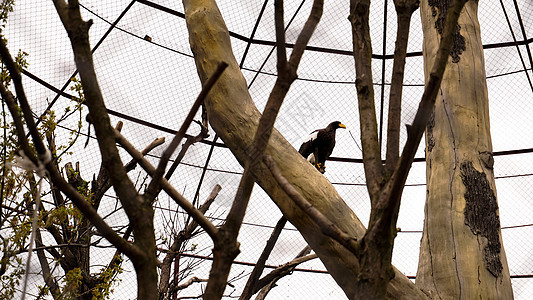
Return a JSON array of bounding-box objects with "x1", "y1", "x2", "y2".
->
[{"x1": 339, "y1": 123, "x2": 346, "y2": 129}]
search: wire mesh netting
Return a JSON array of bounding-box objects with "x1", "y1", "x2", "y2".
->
[{"x1": 2, "y1": 0, "x2": 532, "y2": 299}]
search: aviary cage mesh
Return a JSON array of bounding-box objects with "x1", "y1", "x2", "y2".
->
[{"x1": 3, "y1": 0, "x2": 533, "y2": 298}]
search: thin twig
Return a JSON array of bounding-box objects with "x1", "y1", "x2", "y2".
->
[
  {"x1": 126, "y1": 137, "x2": 166, "y2": 172},
  {"x1": 254, "y1": 245, "x2": 311, "y2": 299},
  {"x1": 159, "y1": 185, "x2": 221, "y2": 299},
  {"x1": 255, "y1": 253, "x2": 317, "y2": 300},
  {"x1": 165, "y1": 120, "x2": 209, "y2": 181}
]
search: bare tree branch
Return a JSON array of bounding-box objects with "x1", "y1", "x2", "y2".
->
[
  {"x1": 165, "y1": 119, "x2": 209, "y2": 181},
  {"x1": 94, "y1": 132, "x2": 166, "y2": 203},
  {"x1": 175, "y1": 277, "x2": 208, "y2": 291},
  {"x1": 240, "y1": 217, "x2": 287, "y2": 300},
  {"x1": 263, "y1": 155, "x2": 359, "y2": 255},
  {"x1": 349, "y1": 0, "x2": 384, "y2": 202},
  {"x1": 52, "y1": 0, "x2": 143, "y2": 219},
  {"x1": 159, "y1": 185, "x2": 221, "y2": 299},
  {"x1": 114, "y1": 130, "x2": 219, "y2": 239},
  {"x1": 356, "y1": 0, "x2": 468, "y2": 298},
  {"x1": 49, "y1": 10, "x2": 160, "y2": 297},
  {"x1": 254, "y1": 246, "x2": 311, "y2": 299},
  {"x1": 0, "y1": 40, "x2": 144, "y2": 263},
  {"x1": 203, "y1": 1, "x2": 324, "y2": 298},
  {"x1": 146, "y1": 62, "x2": 227, "y2": 200},
  {"x1": 385, "y1": 0, "x2": 420, "y2": 175},
  {"x1": 255, "y1": 251, "x2": 317, "y2": 299},
  {"x1": 183, "y1": 0, "x2": 426, "y2": 297},
  {"x1": 371, "y1": 0, "x2": 468, "y2": 242},
  {"x1": 287, "y1": 0, "x2": 323, "y2": 70}
]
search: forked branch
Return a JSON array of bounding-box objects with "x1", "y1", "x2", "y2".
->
[{"x1": 357, "y1": 0, "x2": 468, "y2": 298}]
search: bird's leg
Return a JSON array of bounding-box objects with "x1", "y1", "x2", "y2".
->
[{"x1": 316, "y1": 163, "x2": 326, "y2": 174}]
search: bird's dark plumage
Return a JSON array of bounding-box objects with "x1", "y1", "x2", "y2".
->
[{"x1": 298, "y1": 121, "x2": 346, "y2": 173}]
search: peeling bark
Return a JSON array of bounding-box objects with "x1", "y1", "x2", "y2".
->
[
  {"x1": 428, "y1": 0, "x2": 466, "y2": 62},
  {"x1": 460, "y1": 161, "x2": 502, "y2": 277},
  {"x1": 417, "y1": 0, "x2": 513, "y2": 298}
]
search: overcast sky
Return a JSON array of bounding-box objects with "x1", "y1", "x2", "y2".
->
[{"x1": 4, "y1": 0, "x2": 533, "y2": 298}]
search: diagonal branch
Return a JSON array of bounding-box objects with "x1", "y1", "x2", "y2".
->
[
  {"x1": 93, "y1": 133, "x2": 166, "y2": 204},
  {"x1": 255, "y1": 252, "x2": 317, "y2": 299},
  {"x1": 287, "y1": 0, "x2": 324, "y2": 70},
  {"x1": 52, "y1": 0, "x2": 142, "y2": 221},
  {"x1": 158, "y1": 185, "x2": 220, "y2": 299},
  {"x1": 114, "y1": 130, "x2": 219, "y2": 239},
  {"x1": 0, "y1": 39, "x2": 144, "y2": 263},
  {"x1": 239, "y1": 217, "x2": 287, "y2": 300},
  {"x1": 145, "y1": 62, "x2": 227, "y2": 200},
  {"x1": 164, "y1": 119, "x2": 209, "y2": 181},
  {"x1": 223, "y1": 0, "x2": 324, "y2": 254},
  {"x1": 263, "y1": 155, "x2": 359, "y2": 255},
  {"x1": 0, "y1": 84, "x2": 36, "y2": 164}
]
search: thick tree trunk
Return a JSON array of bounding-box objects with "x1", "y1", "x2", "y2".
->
[
  {"x1": 182, "y1": 1, "x2": 427, "y2": 299},
  {"x1": 417, "y1": 1, "x2": 513, "y2": 298}
]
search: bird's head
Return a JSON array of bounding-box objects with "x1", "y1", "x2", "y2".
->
[{"x1": 328, "y1": 121, "x2": 346, "y2": 131}]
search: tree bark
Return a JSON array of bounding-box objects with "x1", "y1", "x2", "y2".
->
[
  {"x1": 182, "y1": 1, "x2": 427, "y2": 299},
  {"x1": 349, "y1": 0, "x2": 384, "y2": 202},
  {"x1": 52, "y1": 2, "x2": 158, "y2": 298},
  {"x1": 417, "y1": 1, "x2": 513, "y2": 298}
]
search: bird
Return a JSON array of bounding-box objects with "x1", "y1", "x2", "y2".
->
[{"x1": 298, "y1": 121, "x2": 346, "y2": 173}]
